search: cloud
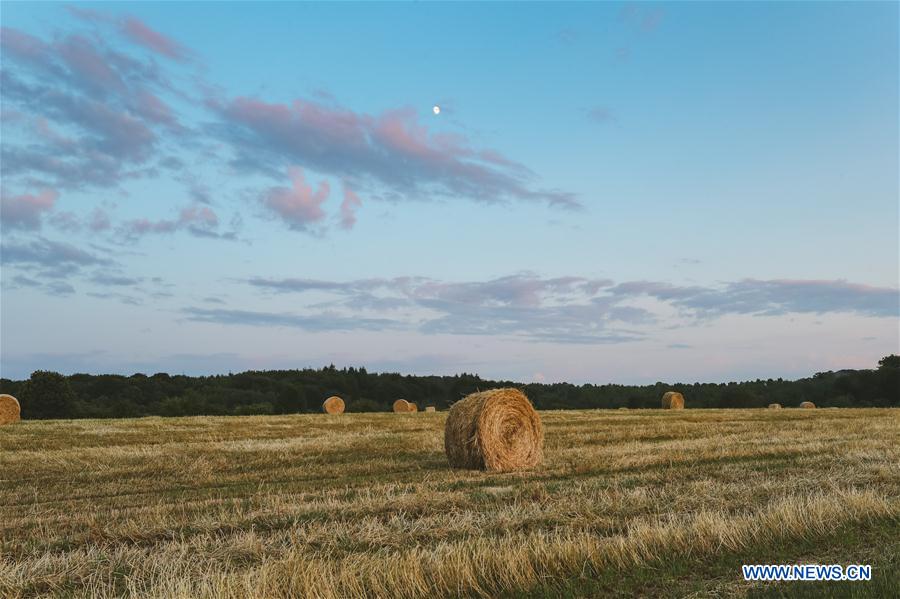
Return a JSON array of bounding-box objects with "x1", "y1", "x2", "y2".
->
[
  {"x1": 120, "y1": 17, "x2": 189, "y2": 62},
  {"x1": 90, "y1": 273, "x2": 142, "y2": 286},
  {"x1": 118, "y1": 203, "x2": 236, "y2": 240},
  {"x1": 0, "y1": 188, "x2": 58, "y2": 230},
  {"x1": 2, "y1": 16, "x2": 576, "y2": 239},
  {"x1": 182, "y1": 307, "x2": 399, "y2": 332},
  {"x1": 214, "y1": 97, "x2": 579, "y2": 209},
  {"x1": 239, "y1": 274, "x2": 641, "y2": 343},
  {"x1": 89, "y1": 207, "x2": 112, "y2": 231},
  {"x1": 226, "y1": 274, "x2": 899, "y2": 344},
  {"x1": 1, "y1": 237, "x2": 112, "y2": 268},
  {"x1": 5, "y1": 274, "x2": 75, "y2": 296},
  {"x1": 0, "y1": 25, "x2": 181, "y2": 192},
  {"x1": 261, "y1": 167, "x2": 330, "y2": 231},
  {"x1": 339, "y1": 184, "x2": 362, "y2": 230},
  {"x1": 610, "y1": 279, "x2": 899, "y2": 319}
]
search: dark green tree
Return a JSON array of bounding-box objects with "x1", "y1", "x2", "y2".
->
[{"x1": 20, "y1": 371, "x2": 76, "y2": 419}]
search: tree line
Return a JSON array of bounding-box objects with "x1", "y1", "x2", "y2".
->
[{"x1": 1, "y1": 355, "x2": 897, "y2": 420}]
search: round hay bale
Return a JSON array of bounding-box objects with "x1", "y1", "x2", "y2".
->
[
  {"x1": 425, "y1": 406, "x2": 436, "y2": 413},
  {"x1": 444, "y1": 388, "x2": 543, "y2": 472},
  {"x1": 322, "y1": 396, "x2": 345, "y2": 414},
  {"x1": 661, "y1": 391, "x2": 685, "y2": 409},
  {"x1": 799, "y1": 401, "x2": 816, "y2": 409},
  {"x1": 408, "y1": 402, "x2": 418, "y2": 413},
  {"x1": 393, "y1": 399, "x2": 411, "y2": 413},
  {"x1": 0, "y1": 394, "x2": 21, "y2": 425},
  {"x1": 768, "y1": 403, "x2": 782, "y2": 409}
]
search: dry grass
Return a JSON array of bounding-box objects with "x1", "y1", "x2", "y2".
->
[
  {"x1": 0, "y1": 394, "x2": 20, "y2": 425},
  {"x1": 1, "y1": 408, "x2": 898, "y2": 598}
]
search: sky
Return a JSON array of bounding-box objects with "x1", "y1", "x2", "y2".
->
[{"x1": 1, "y1": 1, "x2": 898, "y2": 384}]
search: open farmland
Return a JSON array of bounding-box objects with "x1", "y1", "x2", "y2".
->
[{"x1": 1, "y1": 408, "x2": 899, "y2": 598}]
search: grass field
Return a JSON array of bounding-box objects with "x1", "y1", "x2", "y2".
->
[{"x1": 1, "y1": 408, "x2": 898, "y2": 598}]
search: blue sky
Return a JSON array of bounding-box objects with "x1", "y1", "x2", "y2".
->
[{"x1": 1, "y1": 1, "x2": 897, "y2": 383}]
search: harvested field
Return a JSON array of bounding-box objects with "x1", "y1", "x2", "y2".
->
[{"x1": 1, "y1": 408, "x2": 898, "y2": 598}]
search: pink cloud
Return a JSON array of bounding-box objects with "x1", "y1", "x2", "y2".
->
[
  {"x1": 340, "y1": 184, "x2": 362, "y2": 230},
  {"x1": 57, "y1": 34, "x2": 125, "y2": 95},
  {"x1": 0, "y1": 189, "x2": 59, "y2": 230},
  {"x1": 120, "y1": 18, "x2": 188, "y2": 61},
  {"x1": 262, "y1": 167, "x2": 330, "y2": 231},
  {"x1": 218, "y1": 97, "x2": 579, "y2": 208},
  {"x1": 179, "y1": 205, "x2": 218, "y2": 228},
  {"x1": 125, "y1": 217, "x2": 179, "y2": 235}
]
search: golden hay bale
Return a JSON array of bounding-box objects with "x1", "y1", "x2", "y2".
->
[
  {"x1": 408, "y1": 402, "x2": 418, "y2": 413},
  {"x1": 444, "y1": 388, "x2": 543, "y2": 472},
  {"x1": 799, "y1": 401, "x2": 816, "y2": 409},
  {"x1": 322, "y1": 396, "x2": 345, "y2": 414},
  {"x1": 425, "y1": 406, "x2": 436, "y2": 413},
  {"x1": 661, "y1": 391, "x2": 685, "y2": 409},
  {"x1": 0, "y1": 394, "x2": 21, "y2": 425},
  {"x1": 768, "y1": 403, "x2": 782, "y2": 409},
  {"x1": 393, "y1": 399, "x2": 411, "y2": 413}
]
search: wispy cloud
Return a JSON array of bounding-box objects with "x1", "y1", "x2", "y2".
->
[
  {"x1": 0, "y1": 188, "x2": 58, "y2": 230},
  {"x1": 261, "y1": 167, "x2": 330, "y2": 232},
  {"x1": 213, "y1": 98, "x2": 579, "y2": 210},
  {"x1": 195, "y1": 274, "x2": 900, "y2": 344}
]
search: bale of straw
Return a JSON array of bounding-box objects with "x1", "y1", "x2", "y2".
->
[
  {"x1": 425, "y1": 406, "x2": 436, "y2": 413},
  {"x1": 393, "y1": 399, "x2": 411, "y2": 413},
  {"x1": 444, "y1": 388, "x2": 543, "y2": 472},
  {"x1": 408, "y1": 402, "x2": 418, "y2": 413},
  {"x1": 661, "y1": 391, "x2": 685, "y2": 409},
  {"x1": 799, "y1": 401, "x2": 816, "y2": 409},
  {"x1": 768, "y1": 403, "x2": 782, "y2": 409},
  {"x1": 0, "y1": 394, "x2": 21, "y2": 425},
  {"x1": 322, "y1": 396, "x2": 345, "y2": 414}
]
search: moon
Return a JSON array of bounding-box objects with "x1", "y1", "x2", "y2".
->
[{"x1": 433, "y1": 105, "x2": 441, "y2": 115}]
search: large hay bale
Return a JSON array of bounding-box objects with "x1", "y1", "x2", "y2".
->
[
  {"x1": 425, "y1": 406, "x2": 436, "y2": 413},
  {"x1": 393, "y1": 399, "x2": 411, "y2": 413},
  {"x1": 799, "y1": 401, "x2": 816, "y2": 409},
  {"x1": 0, "y1": 394, "x2": 20, "y2": 425},
  {"x1": 322, "y1": 396, "x2": 345, "y2": 414},
  {"x1": 444, "y1": 388, "x2": 543, "y2": 472},
  {"x1": 408, "y1": 402, "x2": 418, "y2": 413},
  {"x1": 661, "y1": 391, "x2": 685, "y2": 409},
  {"x1": 768, "y1": 403, "x2": 782, "y2": 409}
]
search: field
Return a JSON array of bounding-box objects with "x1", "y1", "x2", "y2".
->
[{"x1": 2, "y1": 408, "x2": 899, "y2": 598}]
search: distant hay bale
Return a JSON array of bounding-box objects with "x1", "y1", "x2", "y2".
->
[
  {"x1": 425, "y1": 406, "x2": 436, "y2": 413},
  {"x1": 408, "y1": 402, "x2": 418, "y2": 413},
  {"x1": 444, "y1": 388, "x2": 543, "y2": 472},
  {"x1": 768, "y1": 403, "x2": 782, "y2": 409},
  {"x1": 393, "y1": 399, "x2": 411, "y2": 413},
  {"x1": 322, "y1": 396, "x2": 345, "y2": 414},
  {"x1": 661, "y1": 391, "x2": 685, "y2": 410},
  {"x1": 618, "y1": 407, "x2": 629, "y2": 410},
  {"x1": 799, "y1": 401, "x2": 816, "y2": 409},
  {"x1": 0, "y1": 394, "x2": 20, "y2": 425}
]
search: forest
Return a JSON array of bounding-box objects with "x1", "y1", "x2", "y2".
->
[{"x1": 1, "y1": 355, "x2": 897, "y2": 420}]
